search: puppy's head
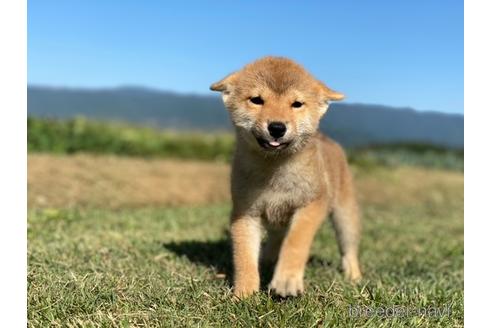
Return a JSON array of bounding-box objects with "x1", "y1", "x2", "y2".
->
[{"x1": 210, "y1": 56, "x2": 344, "y2": 155}]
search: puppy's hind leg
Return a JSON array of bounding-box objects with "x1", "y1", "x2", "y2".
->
[{"x1": 331, "y1": 188, "x2": 362, "y2": 282}]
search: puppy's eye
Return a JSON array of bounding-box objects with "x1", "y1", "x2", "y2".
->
[
  {"x1": 292, "y1": 101, "x2": 303, "y2": 108},
  {"x1": 250, "y1": 96, "x2": 264, "y2": 105}
]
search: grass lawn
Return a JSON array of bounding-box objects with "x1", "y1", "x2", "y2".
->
[{"x1": 28, "y1": 164, "x2": 463, "y2": 327}]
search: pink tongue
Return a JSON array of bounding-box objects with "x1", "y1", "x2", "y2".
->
[{"x1": 269, "y1": 141, "x2": 281, "y2": 147}]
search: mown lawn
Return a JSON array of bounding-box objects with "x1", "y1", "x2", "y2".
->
[{"x1": 28, "y1": 171, "x2": 463, "y2": 327}]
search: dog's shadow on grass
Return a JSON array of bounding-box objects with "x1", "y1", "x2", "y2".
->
[
  {"x1": 162, "y1": 238, "x2": 234, "y2": 285},
  {"x1": 162, "y1": 238, "x2": 334, "y2": 289}
]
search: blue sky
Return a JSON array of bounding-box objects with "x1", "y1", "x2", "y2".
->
[{"x1": 28, "y1": 0, "x2": 463, "y2": 114}]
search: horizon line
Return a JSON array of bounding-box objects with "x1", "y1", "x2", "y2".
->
[{"x1": 27, "y1": 83, "x2": 464, "y2": 117}]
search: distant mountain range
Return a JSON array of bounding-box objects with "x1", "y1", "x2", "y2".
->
[{"x1": 27, "y1": 85, "x2": 464, "y2": 148}]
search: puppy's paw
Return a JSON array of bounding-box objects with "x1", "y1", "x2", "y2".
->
[
  {"x1": 233, "y1": 281, "x2": 259, "y2": 300},
  {"x1": 342, "y1": 256, "x2": 362, "y2": 282},
  {"x1": 268, "y1": 271, "x2": 304, "y2": 297},
  {"x1": 233, "y1": 288, "x2": 258, "y2": 300}
]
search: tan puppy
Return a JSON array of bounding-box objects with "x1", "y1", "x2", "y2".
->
[{"x1": 210, "y1": 57, "x2": 362, "y2": 298}]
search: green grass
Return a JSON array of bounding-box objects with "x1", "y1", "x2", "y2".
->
[
  {"x1": 347, "y1": 145, "x2": 464, "y2": 171},
  {"x1": 28, "y1": 198, "x2": 463, "y2": 327},
  {"x1": 27, "y1": 117, "x2": 235, "y2": 161},
  {"x1": 28, "y1": 117, "x2": 464, "y2": 170}
]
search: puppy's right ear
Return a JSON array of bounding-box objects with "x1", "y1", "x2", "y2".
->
[{"x1": 210, "y1": 72, "x2": 237, "y2": 92}]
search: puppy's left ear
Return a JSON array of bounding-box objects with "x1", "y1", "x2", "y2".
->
[
  {"x1": 210, "y1": 72, "x2": 237, "y2": 92},
  {"x1": 318, "y1": 81, "x2": 345, "y2": 102},
  {"x1": 316, "y1": 81, "x2": 344, "y2": 115}
]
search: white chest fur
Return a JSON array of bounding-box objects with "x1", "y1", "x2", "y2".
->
[{"x1": 231, "y1": 157, "x2": 323, "y2": 225}]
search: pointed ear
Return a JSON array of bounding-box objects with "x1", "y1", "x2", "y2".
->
[
  {"x1": 210, "y1": 72, "x2": 237, "y2": 92},
  {"x1": 317, "y1": 81, "x2": 345, "y2": 102}
]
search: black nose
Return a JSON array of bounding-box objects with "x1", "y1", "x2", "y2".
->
[{"x1": 268, "y1": 122, "x2": 287, "y2": 138}]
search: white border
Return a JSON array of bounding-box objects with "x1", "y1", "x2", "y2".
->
[
  {"x1": 464, "y1": 0, "x2": 492, "y2": 326},
  {"x1": 0, "y1": 0, "x2": 27, "y2": 326}
]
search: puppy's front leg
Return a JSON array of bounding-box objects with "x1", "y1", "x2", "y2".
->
[
  {"x1": 230, "y1": 215, "x2": 262, "y2": 298},
  {"x1": 269, "y1": 199, "x2": 328, "y2": 297}
]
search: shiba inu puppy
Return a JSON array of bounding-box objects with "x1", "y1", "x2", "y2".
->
[{"x1": 210, "y1": 57, "x2": 362, "y2": 298}]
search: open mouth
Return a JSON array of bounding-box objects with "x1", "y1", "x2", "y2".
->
[{"x1": 256, "y1": 137, "x2": 290, "y2": 150}]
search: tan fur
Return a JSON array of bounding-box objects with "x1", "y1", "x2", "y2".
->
[{"x1": 211, "y1": 57, "x2": 362, "y2": 298}]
